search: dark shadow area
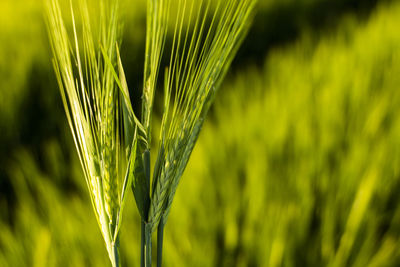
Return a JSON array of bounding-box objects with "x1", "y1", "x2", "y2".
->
[
  {"x1": 0, "y1": 60, "x2": 77, "y2": 225},
  {"x1": 234, "y1": 0, "x2": 392, "y2": 69},
  {"x1": 120, "y1": 16, "x2": 147, "y2": 118}
]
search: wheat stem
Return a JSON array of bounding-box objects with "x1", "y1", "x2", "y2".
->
[
  {"x1": 112, "y1": 239, "x2": 120, "y2": 267},
  {"x1": 145, "y1": 223, "x2": 152, "y2": 267},
  {"x1": 141, "y1": 149, "x2": 152, "y2": 267},
  {"x1": 141, "y1": 220, "x2": 145, "y2": 267},
  {"x1": 156, "y1": 221, "x2": 164, "y2": 267}
]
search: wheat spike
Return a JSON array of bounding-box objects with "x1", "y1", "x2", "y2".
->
[
  {"x1": 146, "y1": 0, "x2": 258, "y2": 231},
  {"x1": 46, "y1": 0, "x2": 131, "y2": 265}
]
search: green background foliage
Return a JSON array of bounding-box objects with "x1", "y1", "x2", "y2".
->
[{"x1": 1, "y1": 0, "x2": 400, "y2": 266}]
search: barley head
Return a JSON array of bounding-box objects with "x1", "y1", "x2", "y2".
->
[
  {"x1": 143, "y1": 0, "x2": 258, "y2": 232},
  {"x1": 46, "y1": 0, "x2": 132, "y2": 265}
]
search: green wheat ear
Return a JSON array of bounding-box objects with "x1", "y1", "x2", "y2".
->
[
  {"x1": 45, "y1": 0, "x2": 135, "y2": 266},
  {"x1": 145, "y1": 0, "x2": 258, "y2": 233}
]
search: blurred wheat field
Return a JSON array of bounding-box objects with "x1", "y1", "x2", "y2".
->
[{"x1": 1, "y1": 0, "x2": 400, "y2": 266}]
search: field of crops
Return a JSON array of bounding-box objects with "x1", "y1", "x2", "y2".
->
[{"x1": 1, "y1": 0, "x2": 400, "y2": 266}]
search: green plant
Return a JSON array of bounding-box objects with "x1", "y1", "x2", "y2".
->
[
  {"x1": 46, "y1": 0, "x2": 128, "y2": 265},
  {"x1": 45, "y1": 0, "x2": 257, "y2": 266}
]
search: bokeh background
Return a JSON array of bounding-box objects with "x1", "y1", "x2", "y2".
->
[{"x1": 1, "y1": 0, "x2": 400, "y2": 266}]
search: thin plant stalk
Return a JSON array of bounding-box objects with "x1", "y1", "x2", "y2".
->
[
  {"x1": 112, "y1": 240, "x2": 120, "y2": 267},
  {"x1": 141, "y1": 221, "x2": 145, "y2": 267},
  {"x1": 140, "y1": 222, "x2": 153, "y2": 267},
  {"x1": 157, "y1": 221, "x2": 164, "y2": 267},
  {"x1": 143, "y1": 149, "x2": 152, "y2": 267},
  {"x1": 145, "y1": 223, "x2": 152, "y2": 267}
]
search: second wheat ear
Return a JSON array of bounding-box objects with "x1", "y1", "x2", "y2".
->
[{"x1": 141, "y1": 1, "x2": 257, "y2": 266}]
